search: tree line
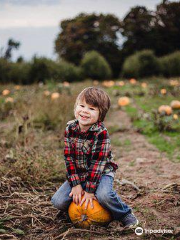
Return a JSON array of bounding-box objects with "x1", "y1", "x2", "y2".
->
[
  {"x1": 55, "y1": 0, "x2": 180, "y2": 77},
  {"x1": 0, "y1": 0, "x2": 180, "y2": 83}
]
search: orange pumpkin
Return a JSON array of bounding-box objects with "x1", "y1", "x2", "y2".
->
[
  {"x1": 43, "y1": 90, "x2": 51, "y2": 96},
  {"x1": 170, "y1": 100, "x2": 180, "y2": 109},
  {"x1": 129, "y1": 78, "x2": 137, "y2": 84},
  {"x1": 93, "y1": 80, "x2": 99, "y2": 86},
  {"x1": 118, "y1": 81, "x2": 125, "y2": 86},
  {"x1": 118, "y1": 97, "x2": 130, "y2": 107},
  {"x1": 169, "y1": 79, "x2": 179, "y2": 86},
  {"x1": 2, "y1": 89, "x2": 10, "y2": 96},
  {"x1": 68, "y1": 200, "x2": 112, "y2": 229},
  {"x1": 51, "y1": 92, "x2": 60, "y2": 100},
  {"x1": 173, "y1": 114, "x2": 178, "y2": 120},
  {"x1": 63, "y1": 81, "x2": 70, "y2": 87},
  {"x1": 141, "y1": 82, "x2": 147, "y2": 88},
  {"x1": 102, "y1": 80, "x2": 114, "y2": 88},
  {"x1": 14, "y1": 85, "x2": 21, "y2": 90},
  {"x1": 158, "y1": 105, "x2": 172, "y2": 115},
  {"x1": 160, "y1": 89, "x2": 167, "y2": 95},
  {"x1": 5, "y1": 97, "x2": 14, "y2": 103}
]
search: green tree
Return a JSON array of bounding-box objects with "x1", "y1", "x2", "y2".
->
[
  {"x1": 120, "y1": 1, "x2": 180, "y2": 58},
  {"x1": 120, "y1": 6, "x2": 157, "y2": 58},
  {"x1": 154, "y1": 0, "x2": 180, "y2": 55},
  {"x1": 55, "y1": 13, "x2": 121, "y2": 77},
  {"x1": 81, "y1": 51, "x2": 112, "y2": 80},
  {"x1": 3, "y1": 38, "x2": 20, "y2": 60}
]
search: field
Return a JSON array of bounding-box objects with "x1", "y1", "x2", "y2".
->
[{"x1": 0, "y1": 78, "x2": 180, "y2": 240}]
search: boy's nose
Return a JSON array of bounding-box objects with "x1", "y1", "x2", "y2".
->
[
  {"x1": 82, "y1": 107, "x2": 88, "y2": 112},
  {"x1": 82, "y1": 108, "x2": 89, "y2": 113}
]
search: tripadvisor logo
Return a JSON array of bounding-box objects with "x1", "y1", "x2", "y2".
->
[
  {"x1": 135, "y1": 227, "x2": 173, "y2": 235},
  {"x1": 135, "y1": 227, "x2": 143, "y2": 235}
]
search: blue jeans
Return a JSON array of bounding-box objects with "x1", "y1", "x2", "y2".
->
[{"x1": 51, "y1": 175, "x2": 131, "y2": 220}]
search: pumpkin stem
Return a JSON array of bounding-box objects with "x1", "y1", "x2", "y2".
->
[{"x1": 81, "y1": 214, "x2": 88, "y2": 221}]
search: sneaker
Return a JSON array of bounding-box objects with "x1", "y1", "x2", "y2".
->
[{"x1": 121, "y1": 212, "x2": 139, "y2": 228}]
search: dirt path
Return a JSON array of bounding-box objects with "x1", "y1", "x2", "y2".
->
[{"x1": 104, "y1": 108, "x2": 180, "y2": 239}]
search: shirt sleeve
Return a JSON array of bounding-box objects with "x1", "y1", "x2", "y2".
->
[
  {"x1": 85, "y1": 129, "x2": 111, "y2": 193},
  {"x1": 64, "y1": 126, "x2": 80, "y2": 187}
]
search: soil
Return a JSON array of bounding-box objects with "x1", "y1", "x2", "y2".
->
[{"x1": 0, "y1": 108, "x2": 180, "y2": 240}]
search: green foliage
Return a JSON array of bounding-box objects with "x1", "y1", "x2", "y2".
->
[
  {"x1": 159, "y1": 51, "x2": 180, "y2": 77},
  {"x1": 29, "y1": 57, "x2": 57, "y2": 83},
  {"x1": 122, "y1": 50, "x2": 160, "y2": 78},
  {"x1": 3, "y1": 39, "x2": 20, "y2": 60},
  {"x1": 0, "y1": 58, "x2": 12, "y2": 83},
  {"x1": 9, "y1": 62, "x2": 31, "y2": 84},
  {"x1": 81, "y1": 51, "x2": 112, "y2": 80},
  {"x1": 0, "y1": 59, "x2": 31, "y2": 84},
  {"x1": 56, "y1": 60, "x2": 82, "y2": 82},
  {"x1": 0, "y1": 57, "x2": 82, "y2": 84}
]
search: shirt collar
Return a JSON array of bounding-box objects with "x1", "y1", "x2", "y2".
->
[{"x1": 71, "y1": 119, "x2": 102, "y2": 132}]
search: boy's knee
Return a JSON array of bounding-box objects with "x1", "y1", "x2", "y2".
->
[{"x1": 51, "y1": 195, "x2": 68, "y2": 211}]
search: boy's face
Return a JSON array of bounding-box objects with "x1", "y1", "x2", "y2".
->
[{"x1": 75, "y1": 99, "x2": 99, "y2": 131}]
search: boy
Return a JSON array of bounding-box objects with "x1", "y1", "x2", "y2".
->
[{"x1": 51, "y1": 87, "x2": 139, "y2": 228}]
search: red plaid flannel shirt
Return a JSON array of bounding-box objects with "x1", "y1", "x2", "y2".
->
[{"x1": 64, "y1": 119, "x2": 118, "y2": 193}]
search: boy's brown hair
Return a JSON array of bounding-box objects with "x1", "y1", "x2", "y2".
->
[{"x1": 75, "y1": 87, "x2": 111, "y2": 122}]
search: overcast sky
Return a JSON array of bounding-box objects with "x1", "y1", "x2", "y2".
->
[{"x1": 0, "y1": 0, "x2": 178, "y2": 61}]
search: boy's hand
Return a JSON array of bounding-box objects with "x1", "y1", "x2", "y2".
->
[
  {"x1": 69, "y1": 184, "x2": 84, "y2": 205},
  {"x1": 80, "y1": 191, "x2": 97, "y2": 209}
]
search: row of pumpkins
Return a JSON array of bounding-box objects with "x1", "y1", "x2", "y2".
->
[
  {"x1": 1, "y1": 82, "x2": 70, "y2": 96},
  {"x1": 1, "y1": 92, "x2": 62, "y2": 102},
  {"x1": 96, "y1": 78, "x2": 180, "y2": 88},
  {"x1": 1, "y1": 85, "x2": 70, "y2": 102},
  {"x1": 118, "y1": 96, "x2": 180, "y2": 117}
]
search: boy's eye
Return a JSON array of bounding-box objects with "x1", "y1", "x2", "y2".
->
[
  {"x1": 80, "y1": 104, "x2": 84, "y2": 107},
  {"x1": 90, "y1": 108, "x2": 95, "y2": 110}
]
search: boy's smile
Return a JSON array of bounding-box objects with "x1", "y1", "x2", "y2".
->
[{"x1": 75, "y1": 99, "x2": 99, "y2": 131}]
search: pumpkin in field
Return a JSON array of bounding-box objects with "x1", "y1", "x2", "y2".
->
[
  {"x1": 141, "y1": 82, "x2": 147, "y2": 88},
  {"x1": 68, "y1": 200, "x2": 112, "y2": 229},
  {"x1": 170, "y1": 100, "x2": 180, "y2": 109},
  {"x1": 5, "y1": 97, "x2": 14, "y2": 103},
  {"x1": 129, "y1": 78, "x2": 137, "y2": 84},
  {"x1": 173, "y1": 114, "x2": 178, "y2": 120},
  {"x1": 2, "y1": 89, "x2": 10, "y2": 96},
  {"x1": 93, "y1": 80, "x2": 99, "y2": 86},
  {"x1": 160, "y1": 88, "x2": 167, "y2": 95},
  {"x1": 102, "y1": 80, "x2": 114, "y2": 88},
  {"x1": 118, "y1": 81, "x2": 125, "y2": 86},
  {"x1": 51, "y1": 92, "x2": 60, "y2": 100},
  {"x1": 118, "y1": 97, "x2": 130, "y2": 107},
  {"x1": 169, "y1": 79, "x2": 179, "y2": 86},
  {"x1": 158, "y1": 105, "x2": 172, "y2": 115},
  {"x1": 14, "y1": 85, "x2": 21, "y2": 90},
  {"x1": 43, "y1": 90, "x2": 51, "y2": 96},
  {"x1": 63, "y1": 81, "x2": 70, "y2": 87}
]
